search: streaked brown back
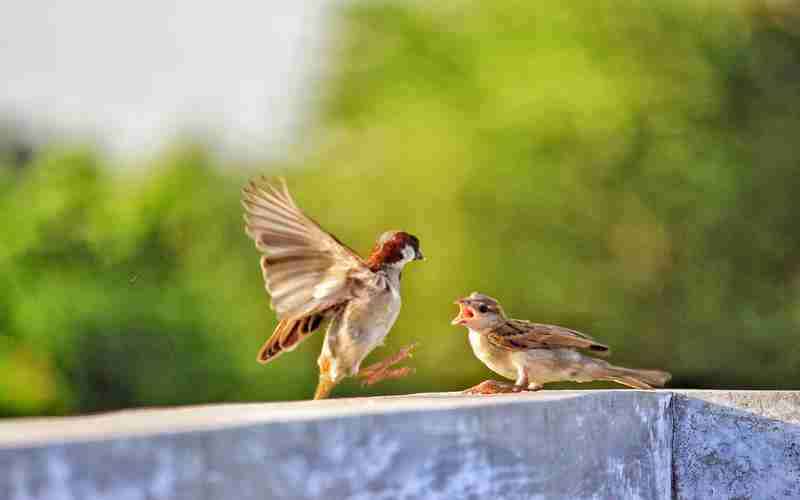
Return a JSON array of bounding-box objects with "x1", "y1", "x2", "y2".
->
[{"x1": 487, "y1": 319, "x2": 610, "y2": 355}]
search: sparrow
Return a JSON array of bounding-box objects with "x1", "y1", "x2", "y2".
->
[
  {"x1": 242, "y1": 177, "x2": 424, "y2": 399},
  {"x1": 451, "y1": 292, "x2": 671, "y2": 394}
]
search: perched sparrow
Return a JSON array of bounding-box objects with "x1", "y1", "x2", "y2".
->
[
  {"x1": 451, "y1": 292, "x2": 671, "y2": 394},
  {"x1": 242, "y1": 178, "x2": 424, "y2": 399}
]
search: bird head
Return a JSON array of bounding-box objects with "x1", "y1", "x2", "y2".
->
[
  {"x1": 451, "y1": 292, "x2": 506, "y2": 330},
  {"x1": 367, "y1": 231, "x2": 424, "y2": 271}
]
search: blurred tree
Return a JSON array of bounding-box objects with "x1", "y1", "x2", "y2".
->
[
  {"x1": 303, "y1": 0, "x2": 800, "y2": 390},
  {"x1": 0, "y1": 116, "x2": 34, "y2": 171},
  {"x1": 2, "y1": 0, "x2": 800, "y2": 416}
]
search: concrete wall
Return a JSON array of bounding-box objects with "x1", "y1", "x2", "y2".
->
[
  {"x1": 0, "y1": 390, "x2": 797, "y2": 500},
  {"x1": 672, "y1": 391, "x2": 800, "y2": 500}
]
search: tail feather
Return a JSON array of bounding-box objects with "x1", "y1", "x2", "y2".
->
[{"x1": 605, "y1": 367, "x2": 671, "y2": 389}]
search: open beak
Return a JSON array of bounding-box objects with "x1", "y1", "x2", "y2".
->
[{"x1": 451, "y1": 300, "x2": 475, "y2": 325}]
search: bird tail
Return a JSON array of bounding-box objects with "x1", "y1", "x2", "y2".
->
[{"x1": 603, "y1": 366, "x2": 671, "y2": 389}]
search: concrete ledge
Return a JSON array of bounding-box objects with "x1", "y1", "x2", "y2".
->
[
  {"x1": 0, "y1": 390, "x2": 797, "y2": 499},
  {"x1": 672, "y1": 390, "x2": 800, "y2": 499}
]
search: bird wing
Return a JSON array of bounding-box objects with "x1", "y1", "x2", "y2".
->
[
  {"x1": 256, "y1": 313, "x2": 330, "y2": 364},
  {"x1": 242, "y1": 177, "x2": 376, "y2": 320},
  {"x1": 486, "y1": 319, "x2": 610, "y2": 356}
]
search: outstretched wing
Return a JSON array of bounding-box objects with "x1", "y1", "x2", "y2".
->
[
  {"x1": 242, "y1": 177, "x2": 375, "y2": 320},
  {"x1": 487, "y1": 319, "x2": 610, "y2": 356}
]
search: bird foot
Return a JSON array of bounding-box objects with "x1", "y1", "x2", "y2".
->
[
  {"x1": 358, "y1": 343, "x2": 418, "y2": 387},
  {"x1": 462, "y1": 379, "x2": 520, "y2": 395}
]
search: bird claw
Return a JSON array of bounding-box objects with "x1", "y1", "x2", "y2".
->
[
  {"x1": 360, "y1": 366, "x2": 415, "y2": 387},
  {"x1": 358, "y1": 343, "x2": 418, "y2": 387},
  {"x1": 462, "y1": 379, "x2": 519, "y2": 395}
]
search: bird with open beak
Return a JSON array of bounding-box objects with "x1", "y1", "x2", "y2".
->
[{"x1": 452, "y1": 292, "x2": 671, "y2": 394}]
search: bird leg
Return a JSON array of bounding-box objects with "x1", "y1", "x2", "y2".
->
[
  {"x1": 462, "y1": 379, "x2": 519, "y2": 395},
  {"x1": 513, "y1": 370, "x2": 530, "y2": 393},
  {"x1": 314, "y1": 375, "x2": 338, "y2": 400},
  {"x1": 358, "y1": 343, "x2": 418, "y2": 387}
]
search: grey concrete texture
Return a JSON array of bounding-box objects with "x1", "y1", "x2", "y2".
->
[
  {"x1": 0, "y1": 390, "x2": 797, "y2": 500},
  {"x1": 672, "y1": 390, "x2": 800, "y2": 500},
  {"x1": 0, "y1": 391, "x2": 672, "y2": 500}
]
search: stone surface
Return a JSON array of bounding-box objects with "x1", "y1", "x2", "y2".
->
[
  {"x1": 0, "y1": 391, "x2": 674, "y2": 500},
  {"x1": 2, "y1": 390, "x2": 799, "y2": 500},
  {"x1": 671, "y1": 390, "x2": 800, "y2": 500}
]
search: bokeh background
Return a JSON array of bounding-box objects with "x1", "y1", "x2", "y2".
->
[{"x1": 3, "y1": 0, "x2": 800, "y2": 417}]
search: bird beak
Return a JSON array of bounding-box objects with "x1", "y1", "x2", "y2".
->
[
  {"x1": 451, "y1": 301, "x2": 473, "y2": 326},
  {"x1": 415, "y1": 249, "x2": 425, "y2": 261}
]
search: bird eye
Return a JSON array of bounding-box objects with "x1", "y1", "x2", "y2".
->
[{"x1": 478, "y1": 304, "x2": 489, "y2": 314}]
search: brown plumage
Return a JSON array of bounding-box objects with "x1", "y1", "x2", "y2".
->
[
  {"x1": 242, "y1": 179, "x2": 368, "y2": 363},
  {"x1": 366, "y1": 233, "x2": 421, "y2": 271},
  {"x1": 485, "y1": 319, "x2": 610, "y2": 355},
  {"x1": 256, "y1": 312, "x2": 328, "y2": 363},
  {"x1": 242, "y1": 177, "x2": 423, "y2": 398},
  {"x1": 452, "y1": 292, "x2": 671, "y2": 393}
]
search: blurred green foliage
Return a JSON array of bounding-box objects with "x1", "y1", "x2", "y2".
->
[{"x1": 3, "y1": 1, "x2": 800, "y2": 416}]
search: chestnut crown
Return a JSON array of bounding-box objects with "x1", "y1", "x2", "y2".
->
[{"x1": 367, "y1": 231, "x2": 423, "y2": 271}]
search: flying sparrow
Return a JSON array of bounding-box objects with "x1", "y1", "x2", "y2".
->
[
  {"x1": 451, "y1": 292, "x2": 671, "y2": 394},
  {"x1": 242, "y1": 178, "x2": 424, "y2": 399}
]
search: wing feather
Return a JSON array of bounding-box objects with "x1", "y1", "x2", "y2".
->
[
  {"x1": 257, "y1": 311, "x2": 331, "y2": 364},
  {"x1": 487, "y1": 319, "x2": 610, "y2": 355},
  {"x1": 242, "y1": 177, "x2": 374, "y2": 320}
]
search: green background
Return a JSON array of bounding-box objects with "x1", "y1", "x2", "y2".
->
[{"x1": 3, "y1": 1, "x2": 800, "y2": 416}]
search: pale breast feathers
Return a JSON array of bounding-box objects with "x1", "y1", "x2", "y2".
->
[
  {"x1": 242, "y1": 178, "x2": 377, "y2": 319},
  {"x1": 486, "y1": 319, "x2": 610, "y2": 356}
]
